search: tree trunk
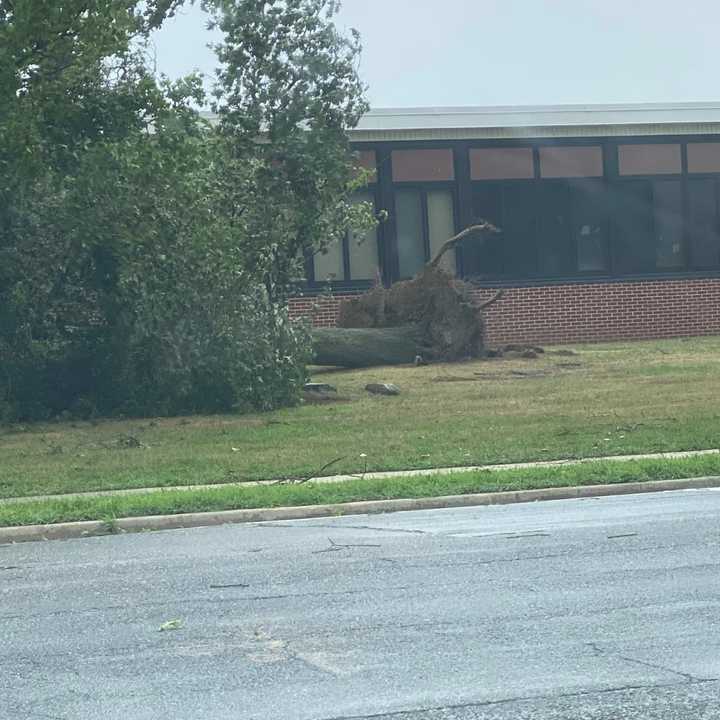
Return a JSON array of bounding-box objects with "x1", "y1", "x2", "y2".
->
[{"x1": 311, "y1": 325, "x2": 422, "y2": 368}]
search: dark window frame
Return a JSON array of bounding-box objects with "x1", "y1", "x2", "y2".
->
[
  {"x1": 307, "y1": 183, "x2": 382, "y2": 291},
  {"x1": 390, "y1": 181, "x2": 459, "y2": 278},
  {"x1": 613, "y1": 156, "x2": 687, "y2": 275},
  {"x1": 297, "y1": 135, "x2": 720, "y2": 293}
]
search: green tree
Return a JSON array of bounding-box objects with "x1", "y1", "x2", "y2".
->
[
  {"x1": 0, "y1": 0, "x2": 367, "y2": 421},
  {"x1": 205, "y1": 0, "x2": 370, "y2": 298}
]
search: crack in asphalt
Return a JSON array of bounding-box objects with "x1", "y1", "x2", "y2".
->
[
  {"x1": 586, "y1": 642, "x2": 705, "y2": 683},
  {"x1": 322, "y1": 678, "x2": 720, "y2": 719},
  {"x1": 255, "y1": 522, "x2": 429, "y2": 535},
  {"x1": 0, "y1": 585, "x2": 416, "y2": 622}
]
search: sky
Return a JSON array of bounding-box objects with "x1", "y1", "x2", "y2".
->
[{"x1": 150, "y1": 0, "x2": 720, "y2": 108}]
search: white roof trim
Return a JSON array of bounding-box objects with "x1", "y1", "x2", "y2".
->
[{"x1": 350, "y1": 102, "x2": 720, "y2": 141}]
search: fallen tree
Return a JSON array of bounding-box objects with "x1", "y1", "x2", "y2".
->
[
  {"x1": 312, "y1": 326, "x2": 422, "y2": 368},
  {"x1": 311, "y1": 223, "x2": 502, "y2": 367}
]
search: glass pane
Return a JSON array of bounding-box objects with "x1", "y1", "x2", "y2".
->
[
  {"x1": 572, "y1": 181, "x2": 607, "y2": 272},
  {"x1": 395, "y1": 190, "x2": 426, "y2": 278},
  {"x1": 501, "y1": 183, "x2": 537, "y2": 277},
  {"x1": 348, "y1": 192, "x2": 380, "y2": 281},
  {"x1": 468, "y1": 184, "x2": 504, "y2": 276},
  {"x1": 467, "y1": 182, "x2": 537, "y2": 278},
  {"x1": 537, "y1": 182, "x2": 573, "y2": 276},
  {"x1": 470, "y1": 148, "x2": 534, "y2": 180},
  {"x1": 614, "y1": 181, "x2": 655, "y2": 273},
  {"x1": 313, "y1": 239, "x2": 344, "y2": 282},
  {"x1": 392, "y1": 149, "x2": 454, "y2": 182},
  {"x1": 539, "y1": 147, "x2": 603, "y2": 178},
  {"x1": 427, "y1": 190, "x2": 456, "y2": 273},
  {"x1": 688, "y1": 179, "x2": 720, "y2": 268},
  {"x1": 618, "y1": 144, "x2": 681, "y2": 176},
  {"x1": 653, "y1": 181, "x2": 684, "y2": 269},
  {"x1": 688, "y1": 143, "x2": 720, "y2": 174}
]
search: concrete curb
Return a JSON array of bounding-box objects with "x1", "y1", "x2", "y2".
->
[{"x1": 2, "y1": 475, "x2": 720, "y2": 545}]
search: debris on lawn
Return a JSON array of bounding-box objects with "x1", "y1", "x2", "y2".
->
[
  {"x1": 484, "y1": 344, "x2": 546, "y2": 360},
  {"x1": 303, "y1": 382, "x2": 338, "y2": 394},
  {"x1": 365, "y1": 383, "x2": 401, "y2": 396},
  {"x1": 510, "y1": 369, "x2": 549, "y2": 378},
  {"x1": 432, "y1": 375, "x2": 479, "y2": 383},
  {"x1": 550, "y1": 349, "x2": 578, "y2": 357},
  {"x1": 114, "y1": 434, "x2": 146, "y2": 450},
  {"x1": 273, "y1": 456, "x2": 347, "y2": 485},
  {"x1": 301, "y1": 389, "x2": 350, "y2": 404},
  {"x1": 159, "y1": 619, "x2": 183, "y2": 632}
]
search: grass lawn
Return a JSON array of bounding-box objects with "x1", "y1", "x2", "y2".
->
[
  {"x1": 2, "y1": 454, "x2": 720, "y2": 528},
  {"x1": 2, "y1": 336, "x2": 720, "y2": 502}
]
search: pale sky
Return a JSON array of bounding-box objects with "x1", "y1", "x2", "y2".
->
[{"x1": 150, "y1": 0, "x2": 720, "y2": 108}]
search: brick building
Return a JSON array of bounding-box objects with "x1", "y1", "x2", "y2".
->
[{"x1": 290, "y1": 103, "x2": 720, "y2": 345}]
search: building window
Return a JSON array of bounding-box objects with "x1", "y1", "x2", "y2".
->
[
  {"x1": 574, "y1": 181, "x2": 608, "y2": 272},
  {"x1": 395, "y1": 190, "x2": 426, "y2": 277},
  {"x1": 313, "y1": 238, "x2": 344, "y2": 282},
  {"x1": 687, "y1": 179, "x2": 720, "y2": 268},
  {"x1": 394, "y1": 188, "x2": 456, "y2": 278},
  {"x1": 466, "y1": 183, "x2": 504, "y2": 276},
  {"x1": 347, "y1": 192, "x2": 381, "y2": 280},
  {"x1": 535, "y1": 179, "x2": 608, "y2": 275},
  {"x1": 470, "y1": 147, "x2": 534, "y2": 180},
  {"x1": 687, "y1": 143, "x2": 720, "y2": 174},
  {"x1": 539, "y1": 146, "x2": 603, "y2": 178},
  {"x1": 468, "y1": 181, "x2": 537, "y2": 278},
  {"x1": 614, "y1": 179, "x2": 684, "y2": 273},
  {"x1": 467, "y1": 178, "x2": 608, "y2": 279},
  {"x1": 313, "y1": 191, "x2": 380, "y2": 283},
  {"x1": 653, "y1": 180, "x2": 684, "y2": 269},
  {"x1": 618, "y1": 144, "x2": 681, "y2": 176},
  {"x1": 392, "y1": 149, "x2": 454, "y2": 182},
  {"x1": 427, "y1": 189, "x2": 457, "y2": 272}
]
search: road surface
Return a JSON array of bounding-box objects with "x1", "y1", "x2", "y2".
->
[{"x1": 2, "y1": 489, "x2": 720, "y2": 719}]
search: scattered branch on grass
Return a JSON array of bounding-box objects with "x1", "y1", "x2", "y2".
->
[
  {"x1": 347, "y1": 453, "x2": 369, "y2": 481},
  {"x1": 274, "y1": 456, "x2": 347, "y2": 485},
  {"x1": 312, "y1": 537, "x2": 382, "y2": 554}
]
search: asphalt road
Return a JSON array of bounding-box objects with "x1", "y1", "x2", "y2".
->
[{"x1": 2, "y1": 489, "x2": 720, "y2": 720}]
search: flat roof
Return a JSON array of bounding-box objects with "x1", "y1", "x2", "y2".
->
[{"x1": 351, "y1": 102, "x2": 720, "y2": 142}]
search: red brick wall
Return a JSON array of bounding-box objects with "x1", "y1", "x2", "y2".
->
[
  {"x1": 289, "y1": 278, "x2": 720, "y2": 345},
  {"x1": 289, "y1": 294, "x2": 361, "y2": 328}
]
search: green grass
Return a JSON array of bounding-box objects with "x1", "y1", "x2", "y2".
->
[
  {"x1": 2, "y1": 454, "x2": 720, "y2": 527},
  {"x1": 2, "y1": 336, "x2": 720, "y2": 501}
]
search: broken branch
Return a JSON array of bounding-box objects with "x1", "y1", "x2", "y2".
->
[{"x1": 427, "y1": 220, "x2": 500, "y2": 270}]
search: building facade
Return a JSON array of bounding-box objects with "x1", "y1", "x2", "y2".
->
[{"x1": 291, "y1": 103, "x2": 720, "y2": 345}]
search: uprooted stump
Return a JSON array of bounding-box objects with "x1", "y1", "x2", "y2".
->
[
  {"x1": 311, "y1": 223, "x2": 502, "y2": 368},
  {"x1": 311, "y1": 224, "x2": 504, "y2": 368},
  {"x1": 344, "y1": 266, "x2": 491, "y2": 356}
]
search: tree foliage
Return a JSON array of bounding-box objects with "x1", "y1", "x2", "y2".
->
[
  {"x1": 205, "y1": 0, "x2": 370, "y2": 295},
  {"x1": 0, "y1": 0, "x2": 367, "y2": 421}
]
